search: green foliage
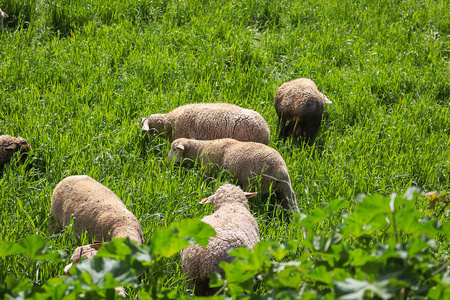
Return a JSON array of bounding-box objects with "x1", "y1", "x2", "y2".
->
[{"x1": 2, "y1": 190, "x2": 448, "y2": 299}]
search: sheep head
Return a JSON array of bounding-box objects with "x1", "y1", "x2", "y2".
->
[
  {"x1": 141, "y1": 114, "x2": 168, "y2": 138},
  {"x1": 200, "y1": 184, "x2": 256, "y2": 210}
]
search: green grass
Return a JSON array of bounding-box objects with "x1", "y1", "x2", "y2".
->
[{"x1": 0, "y1": 0, "x2": 449, "y2": 296}]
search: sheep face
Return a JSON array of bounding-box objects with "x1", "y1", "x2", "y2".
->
[
  {"x1": 141, "y1": 114, "x2": 168, "y2": 138},
  {"x1": 168, "y1": 140, "x2": 186, "y2": 163}
]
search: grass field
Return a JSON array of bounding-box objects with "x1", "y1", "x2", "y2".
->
[{"x1": 0, "y1": 0, "x2": 449, "y2": 297}]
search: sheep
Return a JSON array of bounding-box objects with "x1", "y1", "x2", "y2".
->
[
  {"x1": 181, "y1": 184, "x2": 260, "y2": 296},
  {"x1": 168, "y1": 138, "x2": 300, "y2": 213},
  {"x1": 0, "y1": 9, "x2": 8, "y2": 32},
  {"x1": 141, "y1": 103, "x2": 270, "y2": 145},
  {"x1": 0, "y1": 135, "x2": 31, "y2": 169},
  {"x1": 63, "y1": 242, "x2": 126, "y2": 297},
  {"x1": 274, "y1": 78, "x2": 332, "y2": 141},
  {"x1": 50, "y1": 175, "x2": 144, "y2": 246}
]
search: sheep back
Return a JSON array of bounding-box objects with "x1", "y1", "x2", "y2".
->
[
  {"x1": 181, "y1": 184, "x2": 260, "y2": 296},
  {"x1": 274, "y1": 78, "x2": 328, "y2": 141},
  {"x1": 51, "y1": 175, "x2": 144, "y2": 245},
  {"x1": 144, "y1": 103, "x2": 270, "y2": 144},
  {"x1": 0, "y1": 135, "x2": 31, "y2": 168}
]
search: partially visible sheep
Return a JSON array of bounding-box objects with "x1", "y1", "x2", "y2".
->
[
  {"x1": 0, "y1": 9, "x2": 8, "y2": 32},
  {"x1": 64, "y1": 243, "x2": 103, "y2": 276},
  {"x1": 274, "y1": 78, "x2": 332, "y2": 141},
  {"x1": 0, "y1": 135, "x2": 31, "y2": 169},
  {"x1": 63, "y1": 242, "x2": 126, "y2": 297},
  {"x1": 51, "y1": 175, "x2": 144, "y2": 245},
  {"x1": 142, "y1": 103, "x2": 270, "y2": 145},
  {"x1": 168, "y1": 138, "x2": 300, "y2": 213},
  {"x1": 181, "y1": 184, "x2": 260, "y2": 296}
]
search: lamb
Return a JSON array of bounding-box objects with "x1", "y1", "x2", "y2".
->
[
  {"x1": 274, "y1": 78, "x2": 332, "y2": 141},
  {"x1": 181, "y1": 184, "x2": 260, "y2": 296},
  {"x1": 50, "y1": 175, "x2": 144, "y2": 245},
  {"x1": 0, "y1": 9, "x2": 8, "y2": 32},
  {"x1": 0, "y1": 135, "x2": 31, "y2": 169},
  {"x1": 141, "y1": 103, "x2": 270, "y2": 145},
  {"x1": 168, "y1": 138, "x2": 300, "y2": 213}
]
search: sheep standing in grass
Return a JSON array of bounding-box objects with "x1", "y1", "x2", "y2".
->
[
  {"x1": 0, "y1": 9, "x2": 8, "y2": 32},
  {"x1": 169, "y1": 138, "x2": 300, "y2": 212},
  {"x1": 142, "y1": 103, "x2": 270, "y2": 145},
  {"x1": 181, "y1": 184, "x2": 260, "y2": 296},
  {"x1": 274, "y1": 78, "x2": 332, "y2": 141},
  {"x1": 50, "y1": 175, "x2": 144, "y2": 245},
  {"x1": 0, "y1": 135, "x2": 31, "y2": 169}
]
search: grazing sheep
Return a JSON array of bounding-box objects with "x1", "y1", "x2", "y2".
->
[
  {"x1": 0, "y1": 9, "x2": 8, "y2": 32},
  {"x1": 274, "y1": 78, "x2": 332, "y2": 141},
  {"x1": 168, "y1": 138, "x2": 300, "y2": 212},
  {"x1": 142, "y1": 103, "x2": 270, "y2": 145},
  {"x1": 51, "y1": 175, "x2": 144, "y2": 245},
  {"x1": 0, "y1": 135, "x2": 31, "y2": 169},
  {"x1": 181, "y1": 184, "x2": 260, "y2": 296}
]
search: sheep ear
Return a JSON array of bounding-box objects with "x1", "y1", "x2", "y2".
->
[
  {"x1": 142, "y1": 122, "x2": 150, "y2": 131},
  {"x1": 322, "y1": 93, "x2": 332, "y2": 104},
  {"x1": 199, "y1": 197, "x2": 214, "y2": 204},
  {"x1": 5, "y1": 144, "x2": 15, "y2": 150},
  {"x1": 244, "y1": 192, "x2": 257, "y2": 198},
  {"x1": 176, "y1": 144, "x2": 185, "y2": 151},
  {"x1": 89, "y1": 243, "x2": 103, "y2": 250}
]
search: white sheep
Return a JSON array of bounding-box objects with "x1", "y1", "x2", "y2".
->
[
  {"x1": 274, "y1": 78, "x2": 332, "y2": 141},
  {"x1": 0, "y1": 9, "x2": 8, "y2": 32},
  {"x1": 141, "y1": 103, "x2": 270, "y2": 145},
  {"x1": 181, "y1": 184, "x2": 260, "y2": 296},
  {"x1": 0, "y1": 135, "x2": 31, "y2": 169},
  {"x1": 50, "y1": 175, "x2": 144, "y2": 245},
  {"x1": 168, "y1": 138, "x2": 300, "y2": 213}
]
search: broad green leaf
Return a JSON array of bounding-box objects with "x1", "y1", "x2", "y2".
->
[
  {"x1": 97, "y1": 238, "x2": 152, "y2": 264},
  {"x1": 0, "y1": 241, "x2": 21, "y2": 256},
  {"x1": 334, "y1": 277, "x2": 393, "y2": 300},
  {"x1": 309, "y1": 265, "x2": 333, "y2": 285},
  {"x1": 151, "y1": 219, "x2": 215, "y2": 258},
  {"x1": 16, "y1": 235, "x2": 64, "y2": 261},
  {"x1": 71, "y1": 256, "x2": 140, "y2": 287},
  {"x1": 267, "y1": 267, "x2": 303, "y2": 289},
  {"x1": 5, "y1": 276, "x2": 33, "y2": 295},
  {"x1": 327, "y1": 199, "x2": 350, "y2": 215}
]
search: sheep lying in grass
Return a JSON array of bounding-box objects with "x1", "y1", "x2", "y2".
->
[
  {"x1": 274, "y1": 78, "x2": 332, "y2": 141},
  {"x1": 142, "y1": 103, "x2": 270, "y2": 145},
  {"x1": 181, "y1": 184, "x2": 260, "y2": 296},
  {"x1": 51, "y1": 175, "x2": 144, "y2": 245},
  {"x1": 0, "y1": 135, "x2": 31, "y2": 169},
  {"x1": 0, "y1": 9, "x2": 8, "y2": 32},
  {"x1": 169, "y1": 138, "x2": 300, "y2": 213}
]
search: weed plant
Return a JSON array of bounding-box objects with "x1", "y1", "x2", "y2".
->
[{"x1": 0, "y1": 0, "x2": 449, "y2": 298}]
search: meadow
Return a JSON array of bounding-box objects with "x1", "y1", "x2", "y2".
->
[{"x1": 0, "y1": 0, "x2": 449, "y2": 298}]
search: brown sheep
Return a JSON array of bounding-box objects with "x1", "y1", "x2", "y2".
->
[
  {"x1": 274, "y1": 78, "x2": 332, "y2": 141},
  {"x1": 50, "y1": 175, "x2": 144, "y2": 245},
  {"x1": 0, "y1": 135, "x2": 31, "y2": 169},
  {"x1": 142, "y1": 103, "x2": 270, "y2": 144},
  {"x1": 168, "y1": 138, "x2": 300, "y2": 213},
  {"x1": 181, "y1": 184, "x2": 260, "y2": 296}
]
